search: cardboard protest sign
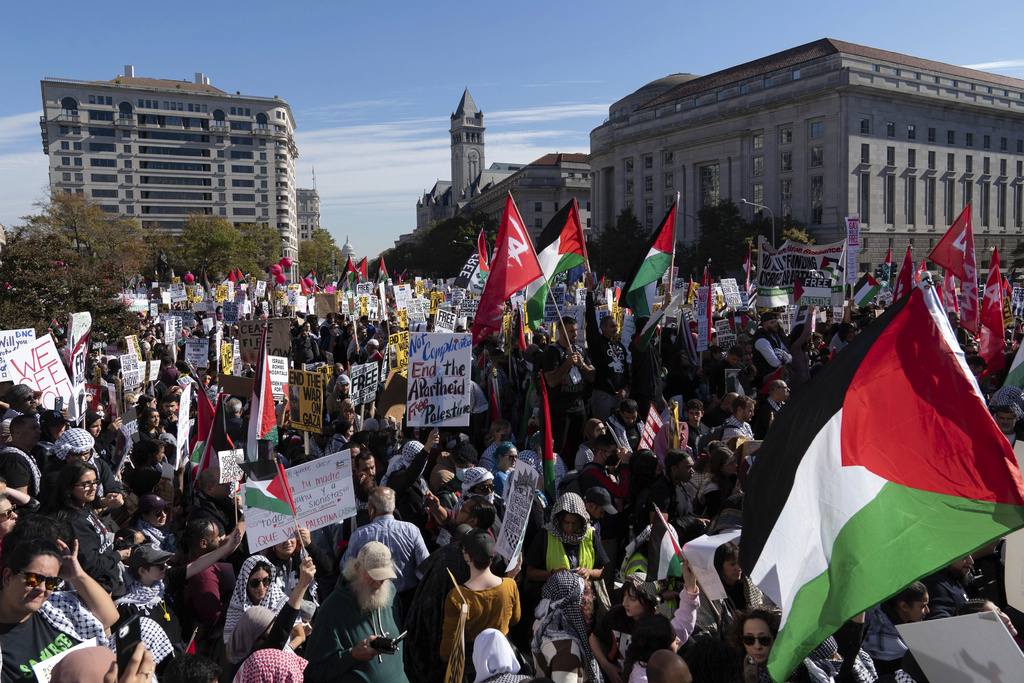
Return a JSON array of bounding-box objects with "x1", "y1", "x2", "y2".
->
[
  {"x1": 897, "y1": 612, "x2": 1024, "y2": 683},
  {"x1": 119, "y1": 353, "x2": 142, "y2": 389},
  {"x1": 218, "y1": 374, "x2": 254, "y2": 398},
  {"x1": 184, "y1": 339, "x2": 209, "y2": 369},
  {"x1": 388, "y1": 331, "x2": 409, "y2": 373},
  {"x1": 315, "y1": 292, "x2": 339, "y2": 317},
  {"x1": 238, "y1": 320, "x2": 264, "y2": 365},
  {"x1": 681, "y1": 530, "x2": 742, "y2": 601},
  {"x1": 218, "y1": 449, "x2": 244, "y2": 483},
  {"x1": 379, "y1": 370, "x2": 408, "y2": 422},
  {"x1": 495, "y1": 460, "x2": 539, "y2": 564},
  {"x1": 0, "y1": 329, "x2": 36, "y2": 382},
  {"x1": 243, "y1": 449, "x2": 356, "y2": 551},
  {"x1": 757, "y1": 236, "x2": 847, "y2": 308},
  {"x1": 406, "y1": 333, "x2": 472, "y2": 427},
  {"x1": 434, "y1": 309, "x2": 457, "y2": 333},
  {"x1": 287, "y1": 368, "x2": 323, "y2": 432}
]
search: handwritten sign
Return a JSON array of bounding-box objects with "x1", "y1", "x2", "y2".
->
[
  {"x1": 185, "y1": 338, "x2": 209, "y2": 369},
  {"x1": 288, "y1": 368, "x2": 323, "y2": 432},
  {"x1": 218, "y1": 449, "x2": 244, "y2": 483},
  {"x1": 0, "y1": 328, "x2": 36, "y2": 382},
  {"x1": 406, "y1": 333, "x2": 472, "y2": 427},
  {"x1": 244, "y1": 450, "x2": 356, "y2": 551},
  {"x1": 495, "y1": 460, "x2": 539, "y2": 565},
  {"x1": 7, "y1": 336, "x2": 75, "y2": 411}
]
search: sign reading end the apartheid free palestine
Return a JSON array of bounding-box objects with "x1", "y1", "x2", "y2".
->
[{"x1": 406, "y1": 332, "x2": 472, "y2": 427}]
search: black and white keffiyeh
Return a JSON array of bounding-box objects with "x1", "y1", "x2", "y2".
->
[
  {"x1": 137, "y1": 519, "x2": 175, "y2": 554},
  {"x1": 224, "y1": 555, "x2": 287, "y2": 644},
  {"x1": 52, "y1": 428, "x2": 95, "y2": 460},
  {"x1": 380, "y1": 440, "x2": 423, "y2": 487},
  {"x1": 437, "y1": 467, "x2": 495, "y2": 547},
  {"x1": 545, "y1": 493, "x2": 590, "y2": 546},
  {"x1": 531, "y1": 572, "x2": 602, "y2": 683},
  {"x1": 115, "y1": 579, "x2": 166, "y2": 611},
  {"x1": 0, "y1": 445, "x2": 40, "y2": 495}
]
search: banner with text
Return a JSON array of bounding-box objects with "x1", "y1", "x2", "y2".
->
[{"x1": 406, "y1": 333, "x2": 472, "y2": 427}]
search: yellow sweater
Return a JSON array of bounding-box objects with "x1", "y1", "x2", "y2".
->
[{"x1": 440, "y1": 577, "x2": 521, "y2": 660}]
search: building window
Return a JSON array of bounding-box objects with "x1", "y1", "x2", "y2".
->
[
  {"x1": 928, "y1": 127, "x2": 936, "y2": 143},
  {"x1": 908, "y1": 149, "x2": 917, "y2": 168},
  {"x1": 60, "y1": 141, "x2": 69, "y2": 150},
  {"x1": 534, "y1": 218, "x2": 542, "y2": 228},
  {"x1": 644, "y1": 176, "x2": 653, "y2": 192},
  {"x1": 645, "y1": 200, "x2": 654, "y2": 228},
  {"x1": 625, "y1": 158, "x2": 633, "y2": 173},
  {"x1": 860, "y1": 173, "x2": 870, "y2": 224},
  {"x1": 664, "y1": 173, "x2": 673, "y2": 189},
  {"x1": 1001, "y1": 159, "x2": 1007, "y2": 176},
  {"x1": 948, "y1": 153, "x2": 955, "y2": 172},
  {"x1": 810, "y1": 146, "x2": 823, "y2": 167},
  {"x1": 926, "y1": 177, "x2": 936, "y2": 226},
  {"x1": 740, "y1": 84, "x2": 748, "y2": 95},
  {"x1": 886, "y1": 122, "x2": 895, "y2": 138},
  {"x1": 1019, "y1": 161, "x2": 1023, "y2": 178},
  {"x1": 781, "y1": 179, "x2": 793, "y2": 217},
  {"x1": 752, "y1": 183, "x2": 764, "y2": 217},
  {"x1": 886, "y1": 146, "x2": 895, "y2": 166},
  {"x1": 966, "y1": 132, "x2": 974, "y2": 147},
  {"x1": 860, "y1": 118, "x2": 871, "y2": 135},
  {"x1": 811, "y1": 176, "x2": 823, "y2": 224},
  {"x1": 752, "y1": 156, "x2": 764, "y2": 176},
  {"x1": 665, "y1": 195, "x2": 674, "y2": 210},
  {"x1": 752, "y1": 133, "x2": 763, "y2": 150},
  {"x1": 793, "y1": 69, "x2": 801, "y2": 80},
  {"x1": 810, "y1": 121, "x2": 823, "y2": 138},
  {"x1": 782, "y1": 151, "x2": 793, "y2": 171},
  {"x1": 946, "y1": 179, "x2": 956, "y2": 221},
  {"x1": 908, "y1": 124, "x2": 916, "y2": 140},
  {"x1": 780, "y1": 127, "x2": 792, "y2": 144},
  {"x1": 966, "y1": 156, "x2": 973, "y2": 173},
  {"x1": 699, "y1": 164, "x2": 720, "y2": 209},
  {"x1": 1001, "y1": 137, "x2": 1008, "y2": 151},
  {"x1": 998, "y1": 183, "x2": 1007, "y2": 227},
  {"x1": 984, "y1": 157, "x2": 990, "y2": 175},
  {"x1": 964, "y1": 178, "x2": 973, "y2": 208},
  {"x1": 907, "y1": 177, "x2": 916, "y2": 225},
  {"x1": 62, "y1": 172, "x2": 71, "y2": 181},
  {"x1": 885, "y1": 174, "x2": 896, "y2": 224},
  {"x1": 984, "y1": 135, "x2": 991, "y2": 150},
  {"x1": 948, "y1": 130, "x2": 956, "y2": 145},
  {"x1": 625, "y1": 179, "x2": 633, "y2": 195},
  {"x1": 643, "y1": 155, "x2": 653, "y2": 170},
  {"x1": 1015, "y1": 185, "x2": 1022, "y2": 228},
  {"x1": 664, "y1": 151, "x2": 673, "y2": 166},
  {"x1": 764, "y1": 76, "x2": 772, "y2": 88},
  {"x1": 860, "y1": 144, "x2": 870, "y2": 164},
  {"x1": 928, "y1": 151, "x2": 936, "y2": 170},
  {"x1": 534, "y1": 202, "x2": 542, "y2": 212},
  {"x1": 981, "y1": 181, "x2": 991, "y2": 226}
]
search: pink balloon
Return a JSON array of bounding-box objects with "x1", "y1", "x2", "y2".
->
[
  {"x1": 275, "y1": 273, "x2": 287, "y2": 284},
  {"x1": 270, "y1": 264, "x2": 282, "y2": 275},
  {"x1": 302, "y1": 278, "x2": 313, "y2": 288},
  {"x1": 184, "y1": 273, "x2": 195, "y2": 283},
  {"x1": 280, "y1": 257, "x2": 294, "y2": 268}
]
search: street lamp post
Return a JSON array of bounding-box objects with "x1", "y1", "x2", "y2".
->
[{"x1": 740, "y1": 198, "x2": 775, "y2": 247}]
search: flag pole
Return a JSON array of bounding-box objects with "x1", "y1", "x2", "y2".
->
[{"x1": 666, "y1": 192, "x2": 680, "y2": 297}]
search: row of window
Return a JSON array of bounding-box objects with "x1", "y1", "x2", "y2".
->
[
  {"x1": 864, "y1": 119, "x2": 1024, "y2": 153},
  {"x1": 58, "y1": 171, "x2": 280, "y2": 192},
  {"x1": 869, "y1": 145, "x2": 1024, "y2": 177},
  {"x1": 862, "y1": 173, "x2": 1024, "y2": 229},
  {"x1": 62, "y1": 98, "x2": 288, "y2": 123}
]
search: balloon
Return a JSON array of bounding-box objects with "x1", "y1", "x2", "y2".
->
[
  {"x1": 302, "y1": 278, "x2": 313, "y2": 289},
  {"x1": 184, "y1": 273, "x2": 195, "y2": 283},
  {"x1": 280, "y1": 257, "x2": 294, "y2": 268},
  {"x1": 270, "y1": 264, "x2": 282, "y2": 275},
  {"x1": 275, "y1": 274, "x2": 287, "y2": 284}
]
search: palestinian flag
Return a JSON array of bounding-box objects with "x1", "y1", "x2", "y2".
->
[
  {"x1": 245, "y1": 459, "x2": 297, "y2": 517},
  {"x1": 344, "y1": 257, "x2": 359, "y2": 290},
  {"x1": 1003, "y1": 346, "x2": 1024, "y2": 390},
  {"x1": 357, "y1": 257, "x2": 368, "y2": 282},
  {"x1": 619, "y1": 202, "x2": 677, "y2": 318},
  {"x1": 853, "y1": 273, "x2": 882, "y2": 307},
  {"x1": 649, "y1": 506, "x2": 684, "y2": 581},
  {"x1": 197, "y1": 395, "x2": 234, "y2": 476},
  {"x1": 741, "y1": 282, "x2": 1024, "y2": 682},
  {"x1": 524, "y1": 199, "x2": 589, "y2": 331},
  {"x1": 246, "y1": 326, "x2": 277, "y2": 461},
  {"x1": 729, "y1": 312, "x2": 757, "y2": 336},
  {"x1": 378, "y1": 256, "x2": 388, "y2": 283}
]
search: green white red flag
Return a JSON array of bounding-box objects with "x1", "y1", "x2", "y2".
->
[
  {"x1": 245, "y1": 459, "x2": 297, "y2": 517},
  {"x1": 524, "y1": 199, "x2": 589, "y2": 330},
  {"x1": 619, "y1": 201, "x2": 676, "y2": 318}
]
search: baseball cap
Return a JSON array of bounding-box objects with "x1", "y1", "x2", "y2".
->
[
  {"x1": 358, "y1": 541, "x2": 398, "y2": 581},
  {"x1": 137, "y1": 493, "x2": 170, "y2": 514},
  {"x1": 760, "y1": 312, "x2": 778, "y2": 323},
  {"x1": 336, "y1": 375, "x2": 351, "y2": 386},
  {"x1": 129, "y1": 542, "x2": 173, "y2": 570},
  {"x1": 39, "y1": 410, "x2": 68, "y2": 428},
  {"x1": 454, "y1": 524, "x2": 495, "y2": 566},
  {"x1": 583, "y1": 487, "x2": 617, "y2": 515}
]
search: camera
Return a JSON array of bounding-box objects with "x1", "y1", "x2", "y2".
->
[{"x1": 369, "y1": 631, "x2": 407, "y2": 654}]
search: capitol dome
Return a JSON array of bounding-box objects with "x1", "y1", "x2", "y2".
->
[{"x1": 341, "y1": 236, "x2": 356, "y2": 260}]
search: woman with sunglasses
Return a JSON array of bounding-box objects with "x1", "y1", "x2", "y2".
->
[
  {"x1": 491, "y1": 442, "x2": 517, "y2": 498},
  {"x1": 224, "y1": 555, "x2": 288, "y2": 646},
  {"x1": 0, "y1": 537, "x2": 120, "y2": 683},
  {"x1": 51, "y1": 461, "x2": 124, "y2": 593},
  {"x1": 731, "y1": 606, "x2": 781, "y2": 683}
]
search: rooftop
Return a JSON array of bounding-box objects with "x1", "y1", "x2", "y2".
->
[
  {"x1": 453, "y1": 88, "x2": 480, "y2": 118},
  {"x1": 528, "y1": 153, "x2": 589, "y2": 166},
  {"x1": 96, "y1": 76, "x2": 227, "y2": 94}
]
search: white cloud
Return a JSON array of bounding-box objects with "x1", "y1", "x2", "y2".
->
[
  {"x1": 0, "y1": 111, "x2": 50, "y2": 228},
  {"x1": 962, "y1": 59, "x2": 1024, "y2": 71},
  {"x1": 0, "y1": 111, "x2": 43, "y2": 147},
  {"x1": 489, "y1": 103, "x2": 609, "y2": 124}
]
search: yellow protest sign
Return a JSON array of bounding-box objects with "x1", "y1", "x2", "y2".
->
[
  {"x1": 687, "y1": 282, "x2": 699, "y2": 305},
  {"x1": 397, "y1": 309, "x2": 408, "y2": 330},
  {"x1": 215, "y1": 285, "x2": 228, "y2": 302},
  {"x1": 220, "y1": 343, "x2": 233, "y2": 373},
  {"x1": 1004, "y1": 296, "x2": 1014, "y2": 331},
  {"x1": 389, "y1": 331, "x2": 409, "y2": 373},
  {"x1": 273, "y1": 290, "x2": 285, "y2": 301},
  {"x1": 430, "y1": 292, "x2": 443, "y2": 316},
  {"x1": 415, "y1": 280, "x2": 425, "y2": 297},
  {"x1": 287, "y1": 369, "x2": 323, "y2": 433},
  {"x1": 359, "y1": 295, "x2": 368, "y2": 317},
  {"x1": 502, "y1": 314, "x2": 513, "y2": 351},
  {"x1": 125, "y1": 335, "x2": 142, "y2": 360},
  {"x1": 171, "y1": 277, "x2": 181, "y2": 284}
]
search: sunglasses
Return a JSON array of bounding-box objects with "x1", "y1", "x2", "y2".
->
[
  {"x1": 742, "y1": 635, "x2": 773, "y2": 647},
  {"x1": 0, "y1": 507, "x2": 16, "y2": 521},
  {"x1": 19, "y1": 570, "x2": 62, "y2": 591},
  {"x1": 473, "y1": 484, "x2": 495, "y2": 493},
  {"x1": 249, "y1": 577, "x2": 272, "y2": 589}
]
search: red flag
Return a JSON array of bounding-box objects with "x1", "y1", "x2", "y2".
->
[
  {"x1": 517, "y1": 312, "x2": 527, "y2": 351},
  {"x1": 913, "y1": 259, "x2": 928, "y2": 284},
  {"x1": 701, "y1": 266, "x2": 709, "y2": 288},
  {"x1": 980, "y1": 248, "x2": 1006, "y2": 373},
  {"x1": 760, "y1": 365, "x2": 786, "y2": 393},
  {"x1": 357, "y1": 257, "x2": 368, "y2": 282},
  {"x1": 228, "y1": 270, "x2": 237, "y2": 284},
  {"x1": 928, "y1": 205, "x2": 978, "y2": 334},
  {"x1": 893, "y1": 246, "x2": 915, "y2": 301},
  {"x1": 247, "y1": 326, "x2": 277, "y2": 460},
  {"x1": 270, "y1": 458, "x2": 298, "y2": 516},
  {"x1": 184, "y1": 629, "x2": 197, "y2": 655},
  {"x1": 472, "y1": 193, "x2": 544, "y2": 345},
  {"x1": 478, "y1": 229, "x2": 491, "y2": 273},
  {"x1": 1003, "y1": 276, "x2": 1012, "y2": 299},
  {"x1": 191, "y1": 385, "x2": 215, "y2": 453},
  {"x1": 943, "y1": 271, "x2": 960, "y2": 313},
  {"x1": 537, "y1": 370, "x2": 557, "y2": 504}
]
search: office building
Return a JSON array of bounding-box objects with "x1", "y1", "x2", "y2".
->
[{"x1": 297, "y1": 188, "x2": 320, "y2": 241}]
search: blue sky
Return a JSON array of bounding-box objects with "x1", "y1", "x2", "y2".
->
[{"x1": 2, "y1": 0, "x2": 1024, "y2": 259}]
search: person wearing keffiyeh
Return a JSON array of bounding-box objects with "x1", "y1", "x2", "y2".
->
[
  {"x1": 432, "y1": 467, "x2": 501, "y2": 547},
  {"x1": 224, "y1": 556, "x2": 288, "y2": 646},
  {"x1": 45, "y1": 428, "x2": 122, "y2": 513},
  {"x1": 524, "y1": 493, "x2": 608, "y2": 586},
  {"x1": 531, "y1": 572, "x2": 603, "y2": 683},
  {"x1": 235, "y1": 647, "x2": 308, "y2": 683}
]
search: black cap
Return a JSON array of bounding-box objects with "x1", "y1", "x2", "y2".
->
[
  {"x1": 39, "y1": 410, "x2": 68, "y2": 428},
  {"x1": 454, "y1": 524, "x2": 494, "y2": 566},
  {"x1": 128, "y1": 542, "x2": 173, "y2": 570},
  {"x1": 760, "y1": 312, "x2": 778, "y2": 323},
  {"x1": 583, "y1": 487, "x2": 617, "y2": 514}
]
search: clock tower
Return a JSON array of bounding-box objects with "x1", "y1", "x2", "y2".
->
[{"x1": 450, "y1": 88, "x2": 484, "y2": 202}]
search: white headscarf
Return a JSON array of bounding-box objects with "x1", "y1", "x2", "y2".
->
[{"x1": 472, "y1": 628, "x2": 526, "y2": 683}]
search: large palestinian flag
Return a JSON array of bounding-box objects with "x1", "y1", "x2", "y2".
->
[
  {"x1": 740, "y1": 281, "x2": 1024, "y2": 682},
  {"x1": 619, "y1": 202, "x2": 676, "y2": 318},
  {"x1": 524, "y1": 199, "x2": 588, "y2": 331}
]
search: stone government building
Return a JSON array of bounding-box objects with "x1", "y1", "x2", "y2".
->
[{"x1": 589, "y1": 38, "x2": 1024, "y2": 274}]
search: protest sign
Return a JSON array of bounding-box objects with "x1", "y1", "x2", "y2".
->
[
  {"x1": 169, "y1": 282, "x2": 187, "y2": 303},
  {"x1": 254, "y1": 280, "x2": 267, "y2": 298},
  {"x1": 696, "y1": 287, "x2": 710, "y2": 352},
  {"x1": 445, "y1": 600, "x2": 468, "y2": 683},
  {"x1": 174, "y1": 383, "x2": 191, "y2": 467},
  {"x1": 495, "y1": 460, "x2": 540, "y2": 565},
  {"x1": 287, "y1": 368, "x2": 323, "y2": 432},
  {"x1": 0, "y1": 330, "x2": 38, "y2": 389},
  {"x1": 1003, "y1": 527, "x2": 1024, "y2": 613},
  {"x1": 7, "y1": 335, "x2": 75, "y2": 411},
  {"x1": 120, "y1": 353, "x2": 142, "y2": 389},
  {"x1": 31, "y1": 638, "x2": 99, "y2": 683},
  {"x1": 459, "y1": 298, "x2": 478, "y2": 317},
  {"x1": 715, "y1": 319, "x2": 737, "y2": 350},
  {"x1": 218, "y1": 374, "x2": 254, "y2": 398},
  {"x1": 348, "y1": 362, "x2": 378, "y2": 406},
  {"x1": 543, "y1": 285, "x2": 567, "y2": 323},
  {"x1": 756, "y1": 237, "x2": 847, "y2": 307},
  {"x1": 845, "y1": 216, "x2": 860, "y2": 284},
  {"x1": 406, "y1": 333, "x2": 472, "y2": 427},
  {"x1": 269, "y1": 356, "x2": 288, "y2": 400},
  {"x1": 388, "y1": 331, "x2": 409, "y2": 374},
  {"x1": 218, "y1": 449, "x2": 244, "y2": 483},
  {"x1": 430, "y1": 292, "x2": 444, "y2": 316},
  {"x1": 681, "y1": 529, "x2": 742, "y2": 601},
  {"x1": 434, "y1": 309, "x2": 457, "y2": 333},
  {"x1": 720, "y1": 278, "x2": 743, "y2": 309},
  {"x1": 1012, "y1": 286, "x2": 1024, "y2": 317},
  {"x1": 184, "y1": 338, "x2": 209, "y2": 369},
  {"x1": 638, "y1": 405, "x2": 664, "y2": 450},
  {"x1": 220, "y1": 343, "x2": 233, "y2": 373},
  {"x1": 244, "y1": 449, "x2": 357, "y2": 551},
  {"x1": 222, "y1": 302, "x2": 240, "y2": 324},
  {"x1": 315, "y1": 292, "x2": 339, "y2": 317},
  {"x1": 897, "y1": 612, "x2": 1024, "y2": 683},
  {"x1": 793, "y1": 274, "x2": 834, "y2": 307},
  {"x1": 356, "y1": 282, "x2": 374, "y2": 296}
]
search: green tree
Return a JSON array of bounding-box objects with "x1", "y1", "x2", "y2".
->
[
  {"x1": 590, "y1": 209, "x2": 649, "y2": 281},
  {"x1": 696, "y1": 199, "x2": 758, "y2": 279},
  {"x1": 382, "y1": 212, "x2": 498, "y2": 279},
  {"x1": 236, "y1": 222, "x2": 283, "y2": 276},
  {"x1": 177, "y1": 213, "x2": 242, "y2": 279},
  {"x1": 299, "y1": 230, "x2": 342, "y2": 280},
  {"x1": 0, "y1": 228, "x2": 139, "y2": 343}
]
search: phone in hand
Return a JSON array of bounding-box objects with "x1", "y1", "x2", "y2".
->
[
  {"x1": 114, "y1": 613, "x2": 142, "y2": 674},
  {"x1": 54, "y1": 396, "x2": 64, "y2": 412},
  {"x1": 370, "y1": 630, "x2": 407, "y2": 654}
]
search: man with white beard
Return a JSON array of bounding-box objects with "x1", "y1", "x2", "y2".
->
[{"x1": 305, "y1": 541, "x2": 410, "y2": 682}]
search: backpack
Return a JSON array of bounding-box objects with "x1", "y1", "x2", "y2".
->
[
  {"x1": 696, "y1": 423, "x2": 727, "y2": 456},
  {"x1": 557, "y1": 462, "x2": 600, "y2": 498}
]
